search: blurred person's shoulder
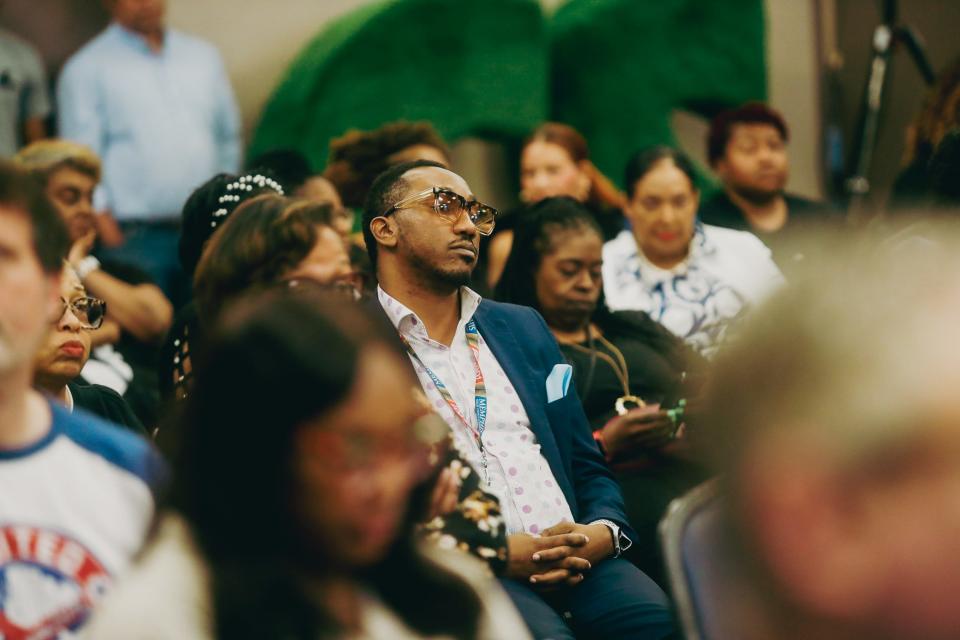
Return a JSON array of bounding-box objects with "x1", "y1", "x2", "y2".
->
[
  {"x1": 701, "y1": 223, "x2": 772, "y2": 259},
  {"x1": 53, "y1": 401, "x2": 165, "y2": 490},
  {"x1": 602, "y1": 229, "x2": 639, "y2": 260},
  {"x1": 419, "y1": 544, "x2": 533, "y2": 640},
  {"x1": 166, "y1": 28, "x2": 224, "y2": 62},
  {"x1": 61, "y1": 25, "x2": 122, "y2": 71},
  {"x1": 83, "y1": 512, "x2": 214, "y2": 640}
]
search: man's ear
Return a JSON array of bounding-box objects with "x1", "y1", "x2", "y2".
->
[{"x1": 369, "y1": 216, "x2": 399, "y2": 250}]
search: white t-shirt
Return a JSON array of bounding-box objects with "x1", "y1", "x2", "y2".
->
[
  {"x1": 0, "y1": 400, "x2": 162, "y2": 638},
  {"x1": 602, "y1": 224, "x2": 784, "y2": 356}
]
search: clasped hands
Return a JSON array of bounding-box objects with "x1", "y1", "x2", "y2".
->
[{"x1": 505, "y1": 521, "x2": 613, "y2": 588}]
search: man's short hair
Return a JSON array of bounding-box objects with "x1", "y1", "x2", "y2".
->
[
  {"x1": 707, "y1": 102, "x2": 790, "y2": 167},
  {"x1": 0, "y1": 162, "x2": 70, "y2": 273},
  {"x1": 13, "y1": 139, "x2": 102, "y2": 184},
  {"x1": 361, "y1": 159, "x2": 448, "y2": 271}
]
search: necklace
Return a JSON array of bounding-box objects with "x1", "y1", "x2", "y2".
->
[{"x1": 559, "y1": 325, "x2": 646, "y2": 415}]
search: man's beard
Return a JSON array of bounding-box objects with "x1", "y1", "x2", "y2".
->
[
  {"x1": 731, "y1": 183, "x2": 785, "y2": 207},
  {"x1": 409, "y1": 251, "x2": 473, "y2": 292}
]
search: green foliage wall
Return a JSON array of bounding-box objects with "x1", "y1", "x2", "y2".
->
[{"x1": 249, "y1": 0, "x2": 766, "y2": 186}]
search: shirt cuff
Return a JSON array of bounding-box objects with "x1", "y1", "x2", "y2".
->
[{"x1": 589, "y1": 519, "x2": 633, "y2": 558}]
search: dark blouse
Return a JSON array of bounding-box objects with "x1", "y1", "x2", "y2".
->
[
  {"x1": 69, "y1": 381, "x2": 149, "y2": 438},
  {"x1": 559, "y1": 310, "x2": 700, "y2": 430}
]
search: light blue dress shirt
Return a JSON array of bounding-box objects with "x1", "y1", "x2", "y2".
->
[{"x1": 57, "y1": 24, "x2": 241, "y2": 221}]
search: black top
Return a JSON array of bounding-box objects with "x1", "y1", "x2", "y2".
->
[
  {"x1": 698, "y1": 191, "x2": 845, "y2": 274},
  {"x1": 68, "y1": 381, "x2": 149, "y2": 438},
  {"x1": 90, "y1": 258, "x2": 163, "y2": 429},
  {"x1": 559, "y1": 310, "x2": 701, "y2": 430}
]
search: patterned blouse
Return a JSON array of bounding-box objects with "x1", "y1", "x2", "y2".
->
[{"x1": 602, "y1": 224, "x2": 783, "y2": 357}]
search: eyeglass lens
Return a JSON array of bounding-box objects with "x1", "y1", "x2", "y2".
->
[
  {"x1": 434, "y1": 190, "x2": 496, "y2": 234},
  {"x1": 62, "y1": 297, "x2": 105, "y2": 328}
]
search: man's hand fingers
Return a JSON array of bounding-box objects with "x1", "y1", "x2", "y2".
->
[
  {"x1": 535, "y1": 532, "x2": 589, "y2": 551},
  {"x1": 561, "y1": 556, "x2": 592, "y2": 572},
  {"x1": 427, "y1": 468, "x2": 460, "y2": 519},
  {"x1": 529, "y1": 568, "x2": 571, "y2": 585},
  {"x1": 531, "y1": 545, "x2": 572, "y2": 563},
  {"x1": 541, "y1": 521, "x2": 576, "y2": 537},
  {"x1": 563, "y1": 573, "x2": 586, "y2": 586}
]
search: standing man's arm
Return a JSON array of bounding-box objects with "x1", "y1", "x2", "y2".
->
[
  {"x1": 211, "y1": 51, "x2": 241, "y2": 173},
  {"x1": 20, "y1": 41, "x2": 51, "y2": 144}
]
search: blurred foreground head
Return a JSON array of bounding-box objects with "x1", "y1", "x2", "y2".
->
[
  {"x1": 707, "y1": 225, "x2": 960, "y2": 640},
  {"x1": 170, "y1": 287, "x2": 476, "y2": 636}
]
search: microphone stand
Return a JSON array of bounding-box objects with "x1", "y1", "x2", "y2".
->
[{"x1": 844, "y1": 0, "x2": 936, "y2": 220}]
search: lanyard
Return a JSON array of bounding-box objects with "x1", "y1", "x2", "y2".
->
[{"x1": 402, "y1": 320, "x2": 489, "y2": 484}]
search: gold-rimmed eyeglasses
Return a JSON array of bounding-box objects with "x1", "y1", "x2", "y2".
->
[
  {"x1": 382, "y1": 187, "x2": 498, "y2": 236},
  {"x1": 59, "y1": 296, "x2": 106, "y2": 330}
]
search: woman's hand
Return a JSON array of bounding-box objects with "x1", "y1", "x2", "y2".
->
[
  {"x1": 67, "y1": 230, "x2": 96, "y2": 266},
  {"x1": 426, "y1": 465, "x2": 462, "y2": 520},
  {"x1": 600, "y1": 405, "x2": 677, "y2": 460}
]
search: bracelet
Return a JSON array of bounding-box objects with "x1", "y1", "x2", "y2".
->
[
  {"x1": 74, "y1": 255, "x2": 101, "y2": 280},
  {"x1": 592, "y1": 429, "x2": 609, "y2": 460}
]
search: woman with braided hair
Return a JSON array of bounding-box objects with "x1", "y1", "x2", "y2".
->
[{"x1": 157, "y1": 172, "x2": 284, "y2": 408}]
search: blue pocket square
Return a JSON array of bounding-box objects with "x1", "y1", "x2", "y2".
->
[{"x1": 546, "y1": 364, "x2": 573, "y2": 403}]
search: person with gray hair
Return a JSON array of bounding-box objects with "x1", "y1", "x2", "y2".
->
[
  {"x1": 703, "y1": 227, "x2": 960, "y2": 640},
  {"x1": 15, "y1": 139, "x2": 173, "y2": 428}
]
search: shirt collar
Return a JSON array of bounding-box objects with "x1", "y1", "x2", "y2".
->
[
  {"x1": 63, "y1": 385, "x2": 74, "y2": 412},
  {"x1": 378, "y1": 286, "x2": 482, "y2": 343}
]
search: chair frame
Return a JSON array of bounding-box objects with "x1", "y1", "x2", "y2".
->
[{"x1": 659, "y1": 477, "x2": 720, "y2": 640}]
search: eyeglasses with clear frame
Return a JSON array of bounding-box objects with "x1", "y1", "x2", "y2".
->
[
  {"x1": 382, "y1": 187, "x2": 499, "y2": 236},
  {"x1": 59, "y1": 296, "x2": 106, "y2": 330}
]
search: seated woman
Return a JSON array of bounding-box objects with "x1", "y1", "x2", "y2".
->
[
  {"x1": 192, "y1": 194, "x2": 357, "y2": 326},
  {"x1": 485, "y1": 122, "x2": 626, "y2": 289},
  {"x1": 603, "y1": 146, "x2": 783, "y2": 357},
  {"x1": 86, "y1": 288, "x2": 529, "y2": 639},
  {"x1": 160, "y1": 172, "x2": 285, "y2": 404},
  {"x1": 15, "y1": 139, "x2": 174, "y2": 427},
  {"x1": 496, "y1": 196, "x2": 709, "y2": 588},
  {"x1": 33, "y1": 264, "x2": 146, "y2": 436}
]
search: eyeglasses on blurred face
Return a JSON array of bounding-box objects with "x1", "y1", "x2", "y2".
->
[
  {"x1": 383, "y1": 187, "x2": 498, "y2": 236},
  {"x1": 59, "y1": 296, "x2": 106, "y2": 330},
  {"x1": 284, "y1": 271, "x2": 366, "y2": 301}
]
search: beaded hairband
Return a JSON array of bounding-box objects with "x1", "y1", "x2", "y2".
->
[{"x1": 210, "y1": 174, "x2": 284, "y2": 228}]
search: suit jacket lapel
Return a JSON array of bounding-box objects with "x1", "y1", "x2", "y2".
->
[{"x1": 473, "y1": 302, "x2": 563, "y2": 467}]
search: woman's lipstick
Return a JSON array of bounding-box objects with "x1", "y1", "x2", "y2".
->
[{"x1": 58, "y1": 341, "x2": 85, "y2": 359}]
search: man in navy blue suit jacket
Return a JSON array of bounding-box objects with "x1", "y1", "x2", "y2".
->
[{"x1": 362, "y1": 159, "x2": 674, "y2": 639}]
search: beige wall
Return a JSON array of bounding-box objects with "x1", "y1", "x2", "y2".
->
[
  {"x1": 165, "y1": 0, "x2": 370, "y2": 137},
  {"x1": 763, "y1": 0, "x2": 823, "y2": 198}
]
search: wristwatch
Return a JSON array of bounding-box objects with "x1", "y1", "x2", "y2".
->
[
  {"x1": 74, "y1": 255, "x2": 101, "y2": 280},
  {"x1": 590, "y1": 519, "x2": 632, "y2": 558}
]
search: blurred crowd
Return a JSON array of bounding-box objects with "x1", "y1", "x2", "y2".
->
[{"x1": 2, "y1": 1, "x2": 960, "y2": 639}]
